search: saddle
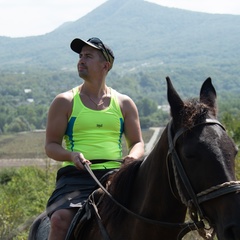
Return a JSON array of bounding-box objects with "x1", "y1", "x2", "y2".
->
[
  {"x1": 77, "y1": 188, "x2": 105, "y2": 238},
  {"x1": 65, "y1": 170, "x2": 117, "y2": 240}
]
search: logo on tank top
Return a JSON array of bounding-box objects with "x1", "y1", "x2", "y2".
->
[{"x1": 96, "y1": 124, "x2": 103, "y2": 128}]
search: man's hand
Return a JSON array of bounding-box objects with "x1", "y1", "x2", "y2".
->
[
  {"x1": 122, "y1": 155, "x2": 137, "y2": 166},
  {"x1": 71, "y1": 152, "x2": 91, "y2": 170}
]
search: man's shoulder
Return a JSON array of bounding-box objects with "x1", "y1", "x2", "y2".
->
[
  {"x1": 111, "y1": 88, "x2": 130, "y2": 100},
  {"x1": 115, "y1": 91, "x2": 132, "y2": 103},
  {"x1": 112, "y1": 89, "x2": 135, "y2": 114},
  {"x1": 56, "y1": 88, "x2": 76, "y2": 101},
  {"x1": 51, "y1": 89, "x2": 75, "y2": 110}
]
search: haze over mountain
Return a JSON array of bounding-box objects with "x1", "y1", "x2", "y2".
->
[{"x1": 0, "y1": 0, "x2": 239, "y2": 96}]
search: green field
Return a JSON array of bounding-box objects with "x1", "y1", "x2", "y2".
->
[
  {"x1": 0, "y1": 131, "x2": 46, "y2": 159},
  {"x1": 0, "y1": 129, "x2": 154, "y2": 160}
]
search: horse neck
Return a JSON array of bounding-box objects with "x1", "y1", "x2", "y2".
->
[
  {"x1": 141, "y1": 127, "x2": 168, "y2": 175},
  {"x1": 132, "y1": 127, "x2": 186, "y2": 219}
]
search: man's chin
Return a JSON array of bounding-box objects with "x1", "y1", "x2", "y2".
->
[{"x1": 79, "y1": 72, "x2": 87, "y2": 78}]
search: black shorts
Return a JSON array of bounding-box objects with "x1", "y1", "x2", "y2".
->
[{"x1": 46, "y1": 166, "x2": 113, "y2": 217}]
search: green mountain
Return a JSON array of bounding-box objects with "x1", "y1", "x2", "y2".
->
[
  {"x1": 0, "y1": 0, "x2": 239, "y2": 100},
  {"x1": 0, "y1": 0, "x2": 240, "y2": 133}
]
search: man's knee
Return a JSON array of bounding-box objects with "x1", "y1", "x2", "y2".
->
[{"x1": 50, "y1": 209, "x2": 76, "y2": 232}]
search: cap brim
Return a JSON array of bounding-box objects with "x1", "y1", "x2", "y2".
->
[{"x1": 70, "y1": 38, "x2": 101, "y2": 54}]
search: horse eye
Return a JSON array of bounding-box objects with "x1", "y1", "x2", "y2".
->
[{"x1": 184, "y1": 154, "x2": 196, "y2": 160}]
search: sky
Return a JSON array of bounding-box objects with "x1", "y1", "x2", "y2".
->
[{"x1": 0, "y1": 0, "x2": 240, "y2": 38}]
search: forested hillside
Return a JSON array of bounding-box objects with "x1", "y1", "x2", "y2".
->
[
  {"x1": 1, "y1": 68, "x2": 240, "y2": 143},
  {"x1": 1, "y1": 0, "x2": 240, "y2": 73},
  {"x1": 0, "y1": 0, "x2": 239, "y2": 86},
  {"x1": 0, "y1": 0, "x2": 240, "y2": 133}
]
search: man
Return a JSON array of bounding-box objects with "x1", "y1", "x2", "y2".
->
[{"x1": 45, "y1": 37, "x2": 144, "y2": 240}]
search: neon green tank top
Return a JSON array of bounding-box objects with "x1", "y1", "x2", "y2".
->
[{"x1": 62, "y1": 87, "x2": 124, "y2": 170}]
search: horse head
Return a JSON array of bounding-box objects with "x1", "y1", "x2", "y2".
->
[{"x1": 166, "y1": 76, "x2": 240, "y2": 239}]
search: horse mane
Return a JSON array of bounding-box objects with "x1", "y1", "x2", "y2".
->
[
  {"x1": 101, "y1": 160, "x2": 142, "y2": 225},
  {"x1": 179, "y1": 98, "x2": 216, "y2": 128}
]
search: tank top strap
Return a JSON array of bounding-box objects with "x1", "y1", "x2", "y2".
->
[
  {"x1": 71, "y1": 86, "x2": 82, "y2": 117},
  {"x1": 109, "y1": 88, "x2": 122, "y2": 114}
]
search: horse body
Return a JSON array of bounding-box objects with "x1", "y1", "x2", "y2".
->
[{"x1": 29, "y1": 77, "x2": 240, "y2": 240}]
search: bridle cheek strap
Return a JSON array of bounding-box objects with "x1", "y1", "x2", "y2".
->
[
  {"x1": 168, "y1": 119, "x2": 240, "y2": 221},
  {"x1": 167, "y1": 121, "x2": 205, "y2": 218}
]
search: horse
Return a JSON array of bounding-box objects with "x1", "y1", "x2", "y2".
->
[{"x1": 28, "y1": 77, "x2": 240, "y2": 240}]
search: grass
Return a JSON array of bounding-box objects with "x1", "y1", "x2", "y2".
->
[{"x1": 0, "y1": 131, "x2": 46, "y2": 159}]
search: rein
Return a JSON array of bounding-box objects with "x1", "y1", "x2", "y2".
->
[{"x1": 83, "y1": 162, "x2": 204, "y2": 239}]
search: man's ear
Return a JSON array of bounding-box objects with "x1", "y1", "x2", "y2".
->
[{"x1": 104, "y1": 61, "x2": 111, "y2": 72}]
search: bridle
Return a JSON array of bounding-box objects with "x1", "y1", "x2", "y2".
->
[
  {"x1": 167, "y1": 118, "x2": 240, "y2": 237},
  {"x1": 74, "y1": 119, "x2": 240, "y2": 240}
]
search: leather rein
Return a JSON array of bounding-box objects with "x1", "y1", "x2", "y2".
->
[{"x1": 83, "y1": 118, "x2": 240, "y2": 240}]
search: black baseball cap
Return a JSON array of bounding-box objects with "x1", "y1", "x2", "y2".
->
[{"x1": 70, "y1": 37, "x2": 115, "y2": 70}]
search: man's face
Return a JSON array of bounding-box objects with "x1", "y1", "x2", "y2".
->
[{"x1": 77, "y1": 45, "x2": 106, "y2": 79}]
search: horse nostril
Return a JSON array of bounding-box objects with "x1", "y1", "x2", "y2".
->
[{"x1": 224, "y1": 225, "x2": 240, "y2": 239}]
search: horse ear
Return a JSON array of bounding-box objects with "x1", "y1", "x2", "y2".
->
[
  {"x1": 200, "y1": 77, "x2": 217, "y2": 112},
  {"x1": 166, "y1": 76, "x2": 184, "y2": 120}
]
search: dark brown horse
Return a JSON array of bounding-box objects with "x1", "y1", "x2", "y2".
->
[{"x1": 29, "y1": 77, "x2": 240, "y2": 240}]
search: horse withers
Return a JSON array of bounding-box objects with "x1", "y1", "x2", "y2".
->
[{"x1": 29, "y1": 77, "x2": 240, "y2": 240}]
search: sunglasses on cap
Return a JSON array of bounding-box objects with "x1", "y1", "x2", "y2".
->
[{"x1": 87, "y1": 37, "x2": 114, "y2": 63}]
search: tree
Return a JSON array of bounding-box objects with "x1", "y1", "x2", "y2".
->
[
  {"x1": 4, "y1": 116, "x2": 32, "y2": 133},
  {"x1": 136, "y1": 98, "x2": 158, "y2": 117},
  {"x1": 221, "y1": 112, "x2": 240, "y2": 144}
]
